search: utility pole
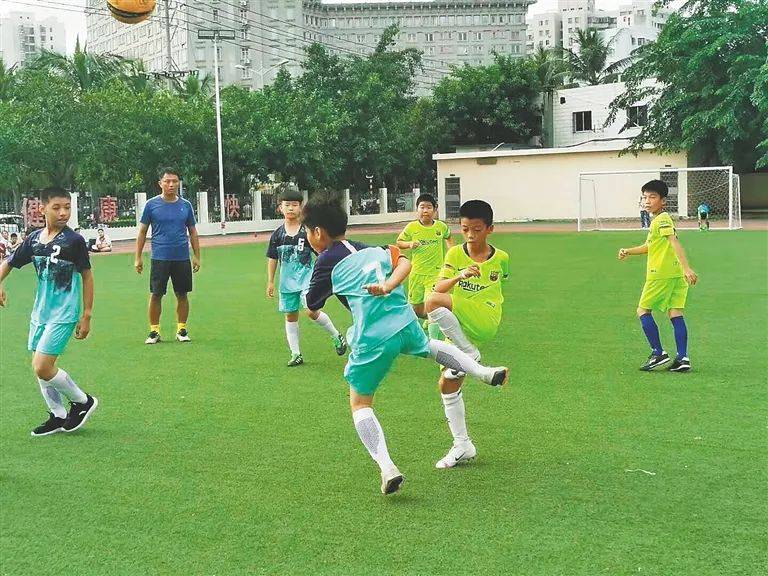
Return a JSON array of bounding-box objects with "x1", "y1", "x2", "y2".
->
[
  {"x1": 199, "y1": 28, "x2": 235, "y2": 234},
  {"x1": 163, "y1": 0, "x2": 174, "y2": 89}
]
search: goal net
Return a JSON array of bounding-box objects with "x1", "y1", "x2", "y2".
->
[{"x1": 578, "y1": 167, "x2": 742, "y2": 231}]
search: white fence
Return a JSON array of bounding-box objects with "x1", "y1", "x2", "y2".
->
[{"x1": 73, "y1": 188, "x2": 422, "y2": 242}]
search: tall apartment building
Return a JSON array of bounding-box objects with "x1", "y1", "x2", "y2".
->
[
  {"x1": 0, "y1": 10, "x2": 66, "y2": 67},
  {"x1": 86, "y1": 0, "x2": 533, "y2": 91}
]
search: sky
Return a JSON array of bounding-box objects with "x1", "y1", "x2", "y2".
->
[{"x1": 0, "y1": 0, "x2": 673, "y2": 55}]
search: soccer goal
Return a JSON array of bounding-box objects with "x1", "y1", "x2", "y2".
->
[{"x1": 578, "y1": 166, "x2": 742, "y2": 231}]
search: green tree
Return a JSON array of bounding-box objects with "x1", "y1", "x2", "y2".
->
[
  {"x1": 607, "y1": 0, "x2": 768, "y2": 171},
  {"x1": 431, "y1": 54, "x2": 542, "y2": 146},
  {"x1": 0, "y1": 58, "x2": 17, "y2": 101},
  {"x1": 561, "y1": 28, "x2": 629, "y2": 86},
  {"x1": 29, "y1": 40, "x2": 131, "y2": 92},
  {"x1": 173, "y1": 73, "x2": 214, "y2": 101}
]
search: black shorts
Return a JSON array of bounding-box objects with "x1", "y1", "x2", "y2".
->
[
  {"x1": 150, "y1": 259, "x2": 192, "y2": 296},
  {"x1": 699, "y1": 212, "x2": 709, "y2": 219}
]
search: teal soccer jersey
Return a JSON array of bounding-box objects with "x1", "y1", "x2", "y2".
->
[
  {"x1": 306, "y1": 240, "x2": 417, "y2": 354},
  {"x1": 8, "y1": 227, "x2": 91, "y2": 324},
  {"x1": 266, "y1": 224, "x2": 313, "y2": 294}
]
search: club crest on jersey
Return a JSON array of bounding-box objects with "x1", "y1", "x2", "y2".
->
[{"x1": 490, "y1": 271, "x2": 499, "y2": 282}]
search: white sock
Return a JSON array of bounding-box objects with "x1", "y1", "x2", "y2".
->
[
  {"x1": 38, "y1": 379, "x2": 67, "y2": 419},
  {"x1": 48, "y1": 369, "x2": 88, "y2": 404},
  {"x1": 428, "y1": 340, "x2": 493, "y2": 382},
  {"x1": 427, "y1": 307, "x2": 480, "y2": 357},
  {"x1": 312, "y1": 311, "x2": 340, "y2": 338},
  {"x1": 441, "y1": 390, "x2": 470, "y2": 444},
  {"x1": 285, "y1": 320, "x2": 301, "y2": 355},
  {"x1": 352, "y1": 407, "x2": 396, "y2": 472}
]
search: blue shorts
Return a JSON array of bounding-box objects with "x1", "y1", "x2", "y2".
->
[
  {"x1": 28, "y1": 322, "x2": 77, "y2": 356},
  {"x1": 344, "y1": 319, "x2": 431, "y2": 396},
  {"x1": 279, "y1": 290, "x2": 308, "y2": 313}
]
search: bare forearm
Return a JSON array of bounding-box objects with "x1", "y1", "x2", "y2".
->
[
  {"x1": 0, "y1": 260, "x2": 12, "y2": 284},
  {"x1": 267, "y1": 259, "x2": 278, "y2": 283},
  {"x1": 627, "y1": 244, "x2": 648, "y2": 255},
  {"x1": 189, "y1": 229, "x2": 201, "y2": 259},
  {"x1": 445, "y1": 237, "x2": 455, "y2": 249},
  {"x1": 385, "y1": 259, "x2": 412, "y2": 291},
  {"x1": 81, "y1": 270, "x2": 94, "y2": 317},
  {"x1": 135, "y1": 231, "x2": 147, "y2": 260},
  {"x1": 396, "y1": 240, "x2": 413, "y2": 250},
  {"x1": 433, "y1": 276, "x2": 460, "y2": 293},
  {"x1": 670, "y1": 237, "x2": 692, "y2": 269}
]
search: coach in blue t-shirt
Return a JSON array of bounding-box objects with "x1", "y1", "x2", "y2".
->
[{"x1": 134, "y1": 167, "x2": 201, "y2": 344}]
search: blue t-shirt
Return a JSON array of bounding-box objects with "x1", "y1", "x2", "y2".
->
[
  {"x1": 8, "y1": 227, "x2": 91, "y2": 325},
  {"x1": 266, "y1": 224, "x2": 313, "y2": 294},
  {"x1": 306, "y1": 240, "x2": 416, "y2": 354},
  {"x1": 140, "y1": 195, "x2": 196, "y2": 261},
  {"x1": 698, "y1": 203, "x2": 711, "y2": 215}
]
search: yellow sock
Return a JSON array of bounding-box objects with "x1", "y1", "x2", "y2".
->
[
  {"x1": 150, "y1": 324, "x2": 160, "y2": 333},
  {"x1": 177, "y1": 323, "x2": 186, "y2": 332}
]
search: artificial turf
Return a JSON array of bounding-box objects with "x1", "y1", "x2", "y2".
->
[{"x1": 1, "y1": 230, "x2": 766, "y2": 576}]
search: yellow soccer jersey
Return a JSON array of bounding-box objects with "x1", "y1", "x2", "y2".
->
[
  {"x1": 397, "y1": 219, "x2": 452, "y2": 274},
  {"x1": 646, "y1": 212, "x2": 683, "y2": 280},
  {"x1": 440, "y1": 244, "x2": 509, "y2": 309}
]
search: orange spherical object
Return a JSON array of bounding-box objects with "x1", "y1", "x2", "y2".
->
[{"x1": 107, "y1": 0, "x2": 157, "y2": 25}]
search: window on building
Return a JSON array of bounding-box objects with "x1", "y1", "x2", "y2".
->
[
  {"x1": 426, "y1": 32, "x2": 434, "y2": 42},
  {"x1": 476, "y1": 45, "x2": 483, "y2": 52},
  {"x1": 459, "y1": 32, "x2": 468, "y2": 41},
  {"x1": 573, "y1": 111, "x2": 593, "y2": 132},
  {"x1": 212, "y1": 8, "x2": 219, "y2": 22},
  {"x1": 241, "y1": 47, "x2": 249, "y2": 61},
  {"x1": 627, "y1": 105, "x2": 648, "y2": 127},
  {"x1": 407, "y1": 33, "x2": 416, "y2": 42},
  {"x1": 286, "y1": 8, "x2": 295, "y2": 20},
  {"x1": 427, "y1": 46, "x2": 435, "y2": 55},
  {"x1": 475, "y1": 31, "x2": 483, "y2": 40},
  {"x1": 460, "y1": 46, "x2": 469, "y2": 54}
]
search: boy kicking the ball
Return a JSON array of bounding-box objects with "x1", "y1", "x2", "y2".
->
[
  {"x1": 302, "y1": 196, "x2": 508, "y2": 495},
  {"x1": 425, "y1": 200, "x2": 510, "y2": 469},
  {"x1": 266, "y1": 189, "x2": 346, "y2": 366},
  {"x1": 618, "y1": 179, "x2": 698, "y2": 372},
  {"x1": 0, "y1": 187, "x2": 98, "y2": 436}
]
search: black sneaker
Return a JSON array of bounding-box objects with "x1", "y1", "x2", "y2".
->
[
  {"x1": 287, "y1": 353, "x2": 304, "y2": 367},
  {"x1": 332, "y1": 334, "x2": 348, "y2": 356},
  {"x1": 31, "y1": 412, "x2": 66, "y2": 437},
  {"x1": 63, "y1": 395, "x2": 99, "y2": 433},
  {"x1": 145, "y1": 331, "x2": 161, "y2": 344},
  {"x1": 640, "y1": 351, "x2": 671, "y2": 371},
  {"x1": 668, "y1": 356, "x2": 691, "y2": 372}
]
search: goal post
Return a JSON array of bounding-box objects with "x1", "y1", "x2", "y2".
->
[{"x1": 577, "y1": 166, "x2": 742, "y2": 231}]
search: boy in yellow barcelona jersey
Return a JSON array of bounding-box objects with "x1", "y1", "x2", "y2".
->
[
  {"x1": 396, "y1": 194, "x2": 453, "y2": 338},
  {"x1": 425, "y1": 200, "x2": 509, "y2": 469},
  {"x1": 619, "y1": 180, "x2": 698, "y2": 372}
]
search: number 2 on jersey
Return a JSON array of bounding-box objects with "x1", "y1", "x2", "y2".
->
[{"x1": 50, "y1": 244, "x2": 61, "y2": 264}]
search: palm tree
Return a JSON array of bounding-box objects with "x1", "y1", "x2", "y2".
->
[
  {"x1": 173, "y1": 73, "x2": 213, "y2": 101},
  {"x1": 123, "y1": 59, "x2": 161, "y2": 95},
  {"x1": 561, "y1": 28, "x2": 631, "y2": 86},
  {"x1": 0, "y1": 58, "x2": 17, "y2": 101},
  {"x1": 530, "y1": 46, "x2": 568, "y2": 93},
  {"x1": 29, "y1": 38, "x2": 131, "y2": 92}
]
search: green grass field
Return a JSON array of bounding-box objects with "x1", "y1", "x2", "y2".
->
[{"x1": 1, "y1": 230, "x2": 766, "y2": 576}]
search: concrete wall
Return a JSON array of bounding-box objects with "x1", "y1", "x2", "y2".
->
[
  {"x1": 434, "y1": 145, "x2": 688, "y2": 222},
  {"x1": 739, "y1": 173, "x2": 768, "y2": 210}
]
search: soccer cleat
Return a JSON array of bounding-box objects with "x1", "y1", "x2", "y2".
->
[
  {"x1": 287, "y1": 353, "x2": 304, "y2": 367},
  {"x1": 145, "y1": 331, "x2": 161, "y2": 345},
  {"x1": 640, "y1": 351, "x2": 671, "y2": 371},
  {"x1": 380, "y1": 467, "x2": 404, "y2": 495},
  {"x1": 31, "y1": 412, "x2": 66, "y2": 437},
  {"x1": 668, "y1": 356, "x2": 691, "y2": 372},
  {"x1": 443, "y1": 368, "x2": 466, "y2": 380},
  {"x1": 332, "y1": 334, "x2": 348, "y2": 356},
  {"x1": 63, "y1": 395, "x2": 99, "y2": 433},
  {"x1": 176, "y1": 328, "x2": 191, "y2": 342},
  {"x1": 481, "y1": 367, "x2": 509, "y2": 387},
  {"x1": 435, "y1": 441, "x2": 477, "y2": 469}
]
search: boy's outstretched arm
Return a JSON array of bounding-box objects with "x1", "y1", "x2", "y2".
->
[
  {"x1": 618, "y1": 243, "x2": 648, "y2": 260},
  {"x1": 433, "y1": 264, "x2": 480, "y2": 293},
  {"x1": 0, "y1": 260, "x2": 13, "y2": 307},
  {"x1": 668, "y1": 236, "x2": 698, "y2": 285}
]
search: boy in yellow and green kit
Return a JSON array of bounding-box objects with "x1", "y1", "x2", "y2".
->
[
  {"x1": 619, "y1": 179, "x2": 698, "y2": 372},
  {"x1": 396, "y1": 194, "x2": 453, "y2": 339}
]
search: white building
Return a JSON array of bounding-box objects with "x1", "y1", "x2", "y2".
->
[
  {"x1": 525, "y1": 11, "x2": 561, "y2": 53},
  {"x1": 86, "y1": 0, "x2": 533, "y2": 92},
  {"x1": 558, "y1": 0, "x2": 615, "y2": 49},
  {"x1": 0, "y1": 10, "x2": 66, "y2": 67},
  {"x1": 551, "y1": 81, "x2": 653, "y2": 148}
]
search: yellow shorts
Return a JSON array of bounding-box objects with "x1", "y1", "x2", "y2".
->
[
  {"x1": 638, "y1": 278, "x2": 689, "y2": 312},
  {"x1": 453, "y1": 298, "x2": 502, "y2": 345},
  {"x1": 407, "y1": 273, "x2": 438, "y2": 305}
]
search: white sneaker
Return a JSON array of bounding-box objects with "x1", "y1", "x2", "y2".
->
[
  {"x1": 380, "y1": 467, "x2": 404, "y2": 495},
  {"x1": 482, "y1": 367, "x2": 509, "y2": 387},
  {"x1": 176, "y1": 328, "x2": 191, "y2": 342},
  {"x1": 435, "y1": 441, "x2": 477, "y2": 469},
  {"x1": 145, "y1": 331, "x2": 161, "y2": 344}
]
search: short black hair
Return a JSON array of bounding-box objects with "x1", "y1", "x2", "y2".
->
[
  {"x1": 158, "y1": 167, "x2": 181, "y2": 180},
  {"x1": 459, "y1": 200, "x2": 493, "y2": 226},
  {"x1": 642, "y1": 179, "x2": 668, "y2": 198},
  {"x1": 40, "y1": 187, "x2": 70, "y2": 203},
  {"x1": 98, "y1": 227, "x2": 104, "y2": 232},
  {"x1": 416, "y1": 193, "x2": 437, "y2": 208},
  {"x1": 10, "y1": 232, "x2": 17, "y2": 238},
  {"x1": 279, "y1": 189, "x2": 304, "y2": 203},
  {"x1": 302, "y1": 194, "x2": 348, "y2": 238}
]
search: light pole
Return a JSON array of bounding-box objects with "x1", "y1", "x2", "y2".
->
[
  {"x1": 236, "y1": 59, "x2": 289, "y2": 89},
  {"x1": 198, "y1": 28, "x2": 235, "y2": 233}
]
